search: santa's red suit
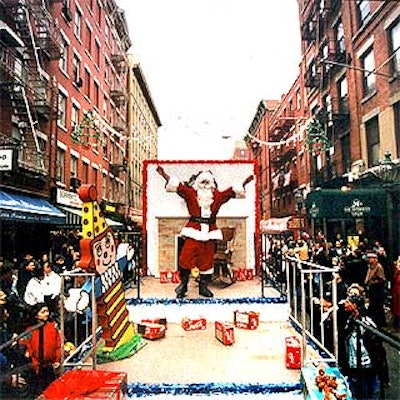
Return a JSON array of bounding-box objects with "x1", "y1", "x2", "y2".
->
[{"x1": 166, "y1": 175, "x2": 245, "y2": 273}]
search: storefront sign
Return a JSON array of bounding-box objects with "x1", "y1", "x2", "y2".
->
[
  {"x1": 343, "y1": 198, "x2": 371, "y2": 218},
  {"x1": 0, "y1": 149, "x2": 13, "y2": 171},
  {"x1": 306, "y1": 189, "x2": 386, "y2": 218},
  {"x1": 56, "y1": 188, "x2": 82, "y2": 208}
]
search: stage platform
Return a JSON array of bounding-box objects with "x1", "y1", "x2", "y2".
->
[{"x1": 92, "y1": 277, "x2": 322, "y2": 398}]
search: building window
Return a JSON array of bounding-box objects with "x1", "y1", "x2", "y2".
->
[
  {"x1": 59, "y1": 36, "x2": 69, "y2": 73},
  {"x1": 92, "y1": 167, "x2": 98, "y2": 188},
  {"x1": 72, "y1": 53, "x2": 81, "y2": 85},
  {"x1": 337, "y1": 76, "x2": 348, "y2": 113},
  {"x1": 71, "y1": 103, "x2": 79, "y2": 131},
  {"x1": 85, "y1": 24, "x2": 92, "y2": 54},
  {"x1": 357, "y1": 0, "x2": 370, "y2": 26},
  {"x1": 102, "y1": 132, "x2": 108, "y2": 158},
  {"x1": 71, "y1": 154, "x2": 78, "y2": 178},
  {"x1": 74, "y1": 8, "x2": 82, "y2": 39},
  {"x1": 84, "y1": 68, "x2": 91, "y2": 97},
  {"x1": 394, "y1": 102, "x2": 400, "y2": 159},
  {"x1": 95, "y1": 40, "x2": 100, "y2": 66},
  {"x1": 56, "y1": 148, "x2": 65, "y2": 182},
  {"x1": 296, "y1": 89, "x2": 301, "y2": 110},
  {"x1": 389, "y1": 20, "x2": 400, "y2": 77},
  {"x1": 82, "y1": 162, "x2": 89, "y2": 184},
  {"x1": 94, "y1": 81, "x2": 100, "y2": 109},
  {"x1": 340, "y1": 134, "x2": 351, "y2": 173},
  {"x1": 366, "y1": 116, "x2": 380, "y2": 167},
  {"x1": 103, "y1": 95, "x2": 108, "y2": 119},
  {"x1": 335, "y1": 20, "x2": 345, "y2": 54},
  {"x1": 58, "y1": 91, "x2": 67, "y2": 128},
  {"x1": 104, "y1": 58, "x2": 109, "y2": 82},
  {"x1": 361, "y1": 48, "x2": 376, "y2": 97}
]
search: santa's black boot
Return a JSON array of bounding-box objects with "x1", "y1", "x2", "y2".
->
[
  {"x1": 199, "y1": 274, "x2": 214, "y2": 298},
  {"x1": 175, "y1": 268, "x2": 190, "y2": 299}
]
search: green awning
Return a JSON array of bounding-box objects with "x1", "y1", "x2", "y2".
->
[{"x1": 306, "y1": 189, "x2": 387, "y2": 219}]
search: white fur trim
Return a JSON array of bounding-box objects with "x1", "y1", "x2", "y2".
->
[
  {"x1": 165, "y1": 176, "x2": 180, "y2": 192},
  {"x1": 180, "y1": 227, "x2": 223, "y2": 241},
  {"x1": 233, "y1": 183, "x2": 245, "y2": 198},
  {"x1": 200, "y1": 268, "x2": 214, "y2": 275}
]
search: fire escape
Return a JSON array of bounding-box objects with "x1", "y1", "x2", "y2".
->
[
  {"x1": 0, "y1": 0, "x2": 61, "y2": 188},
  {"x1": 269, "y1": 110, "x2": 298, "y2": 217}
]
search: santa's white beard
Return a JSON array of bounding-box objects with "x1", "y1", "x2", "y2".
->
[{"x1": 197, "y1": 187, "x2": 214, "y2": 216}]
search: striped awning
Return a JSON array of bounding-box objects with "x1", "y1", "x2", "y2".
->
[{"x1": 57, "y1": 206, "x2": 124, "y2": 230}]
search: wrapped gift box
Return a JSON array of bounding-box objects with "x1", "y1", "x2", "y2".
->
[
  {"x1": 245, "y1": 269, "x2": 254, "y2": 280},
  {"x1": 141, "y1": 317, "x2": 168, "y2": 330},
  {"x1": 137, "y1": 322, "x2": 166, "y2": 340},
  {"x1": 171, "y1": 270, "x2": 180, "y2": 283},
  {"x1": 215, "y1": 321, "x2": 234, "y2": 345},
  {"x1": 285, "y1": 336, "x2": 301, "y2": 369},
  {"x1": 159, "y1": 270, "x2": 169, "y2": 283},
  {"x1": 40, "y1": 370, "x2": 127, "y2": 400},
  {"x1": 234, "y1": 310, "x2": 259, "y2": 330},
  {"x1": 181, "y1": 317, "x2": 207, "y2": 331}
]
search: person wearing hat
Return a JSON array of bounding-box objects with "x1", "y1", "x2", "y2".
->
[
  {"x1": 342, "y1": 293, "x2": 389, "y2": 399},
  {"x1": 365, "y1": 252, "x2": 386, "y2": 327}
]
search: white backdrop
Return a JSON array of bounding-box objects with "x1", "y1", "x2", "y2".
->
[{"x1": 144, "y1": 161, "x2": 257, "y2": 276}]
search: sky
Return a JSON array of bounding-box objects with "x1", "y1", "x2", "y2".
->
[{"x1": 116, "y1": 0, "x2": 302, "y2": 160}]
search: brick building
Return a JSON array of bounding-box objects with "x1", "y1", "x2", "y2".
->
[
  {"x1": 247, "y1": 0, "x2": 400, "y2": 256},
  {"x1": 0, "y1": 0, "x2": 148, "y2": 259}
]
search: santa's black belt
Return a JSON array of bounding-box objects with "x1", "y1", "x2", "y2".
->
[{"x1": 189, "y1": 216, "x2": 216, "y2": 224}]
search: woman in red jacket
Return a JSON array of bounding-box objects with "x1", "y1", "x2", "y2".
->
[{"x1": 20, "y1": 302, "x2": 62, "y2": 395}]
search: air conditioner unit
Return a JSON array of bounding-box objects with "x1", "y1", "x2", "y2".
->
[{"x1": 70, "y1": 177, "x2": 81, "y2": 189}]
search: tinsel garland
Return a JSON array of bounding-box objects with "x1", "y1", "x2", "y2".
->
[
  {"x1": 127, "y1": 296, "x2": 287, "y2": 306},
  {"x1": 127, "y1": 382, "x2": 302, "y2": 397}
]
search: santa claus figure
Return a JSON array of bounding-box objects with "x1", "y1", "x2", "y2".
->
[{"x1": 157, "y1": 166, "x2": 253, "y2": 298}]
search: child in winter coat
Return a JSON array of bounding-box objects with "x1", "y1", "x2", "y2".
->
[{"x1": 19, "y1": 302, "x2": 62, "y2": 394}]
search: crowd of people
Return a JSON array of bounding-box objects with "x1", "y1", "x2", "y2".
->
[
  {"x1": 0, "y1": 236, "x2": 85, "y2": 398},
  {"x1": 268, "y1": 233, "x2": 400, "y2": 399}
]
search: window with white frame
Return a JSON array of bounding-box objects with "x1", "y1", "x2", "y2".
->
[
  {"x1": 71, "y1": 154, "x2": 78, "y2": 178},
  {"x1": 74, "y1": 7, "x2": 82, "y2": 39},
  {"x1": 103, "y1": 94, "x2": 108, "y2": 119},
  {"x1": 72, "y1": 53, "x2": 81, "y2": 84},
  {"x1": 85, "y1": 23, "x2": 92, "y2": 54},
  {"x1": 58, "y1": 91, "x2": 67, "y2": 128},
  {"x1": 361, "y1": 48, "x2": 376, "y2": 96},
  {"x1": 71, "y1": 103, "x2": 79, "y2": 131},
  {"x1": 56, "y1": 147, "x2": 66, "y2": 182},
  {"x1": 389, "y1": 19, "x2": 400, "y2": 76},
  {"x1": 82, "y1": 161, "x2": 89, "y2": 183},
  {"x1": 366, "y1": 116, "x2": 380, "y2": 167},
  {"x1": 336, "y1": 20, "x2": 345, "y2": 54},
  {"x1": 357, "y1": 0, "x2": 370, "y2": 26},
  {"x1": 337, "y1": 75, "x2": 348, "y2": 113},
  {"x1": 59, "y1": 36, "x2": 69, "y2": 72}
]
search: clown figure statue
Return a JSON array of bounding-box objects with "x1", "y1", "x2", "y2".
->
[
  {"x1": 157, "y1": 166, "x2": 253, "y2": 298},
  {"x1": 76, "y1": 185, "x2": 144, "y2": 360}
]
